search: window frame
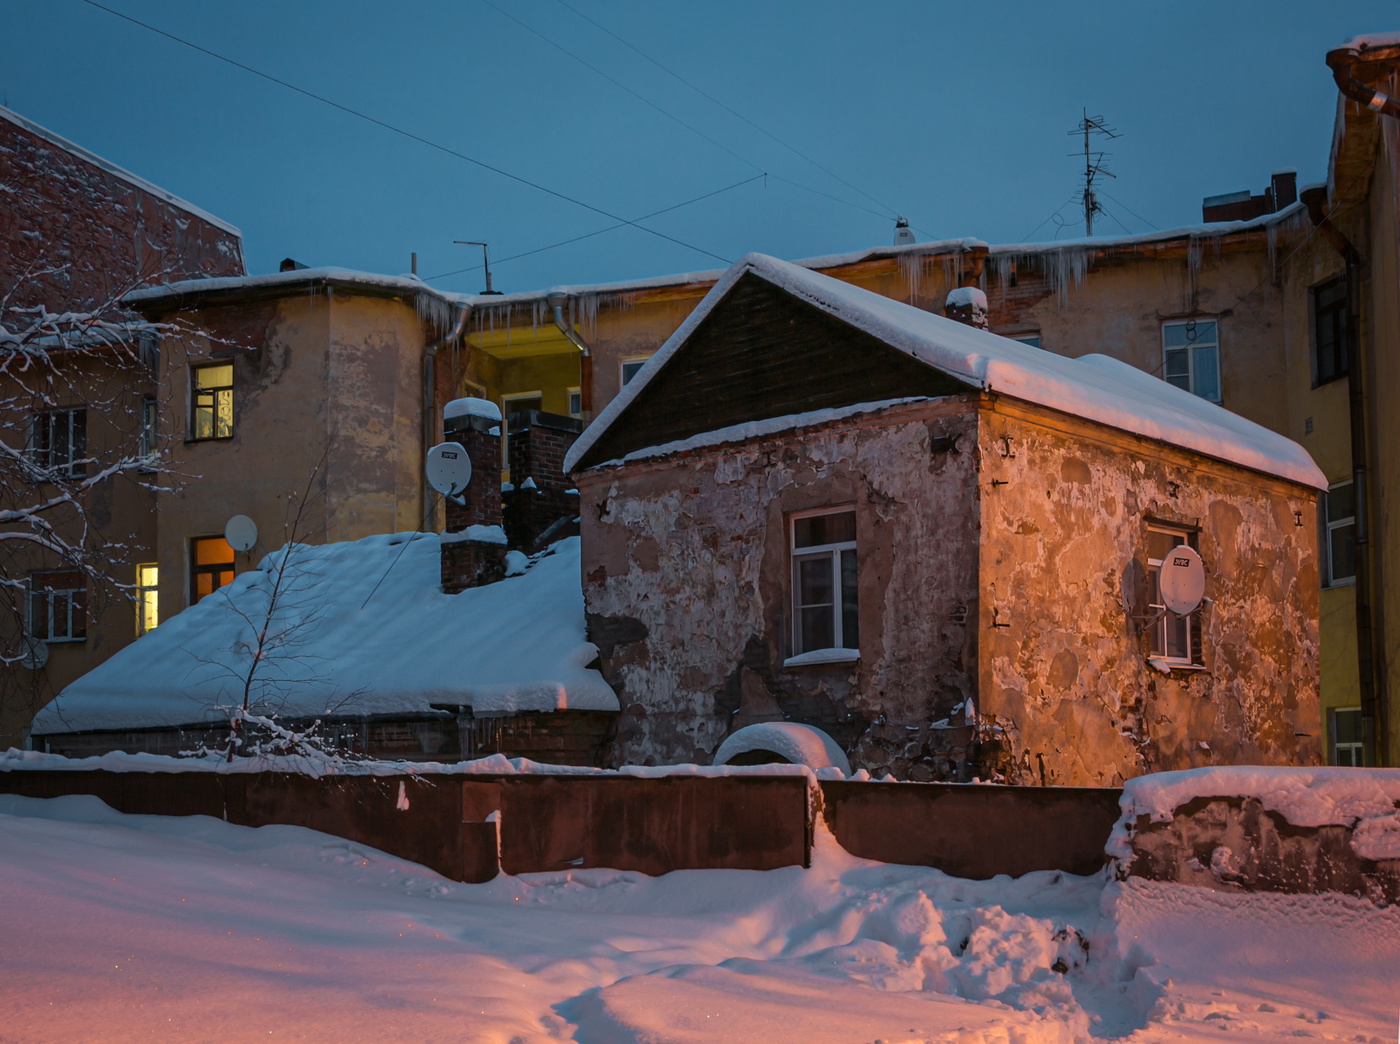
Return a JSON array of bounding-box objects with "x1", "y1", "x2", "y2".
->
[
  {"x1": 1322, "y1": 480, "x2": 1356, "y2": 587},
  {"x1": 1145, "y1": 523, "x2": 1204, "y2": 668},
  {"x1": 190, "y1": 362, "x2": 234, "y2": 441},
  {"x1": 788, "y1": 507, "x2": 860, "y2": 664},
  {"x1": 1330, "y1": 706, "x2": 1365, "y2": 766},
  {"x1": 619, "y1": 356, "x2": 651, "y2": 388},
  {"x1": 1310, "y1": 275, "x2": 1349, "y2": 388},
  {"x1": 136, "y1": 562, "x2": 159, "y2": 636},
  {"x1": 189, "y1": 535, "x2": 236, "y2": 605},
  {"x1": 28, "y1": 407, "x2": 87, "y2": 479},
  {"x1": 566, "y1": 386, "x2": 583, "y2": 418},
  {"x1": 27, "y1": 570, "x2": 86, "y2": 643},
  {"x1": 1161, "y1": 318, "x2": 1222, "y2": 404}
]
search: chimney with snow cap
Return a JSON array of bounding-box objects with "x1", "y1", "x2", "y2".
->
[
  {"x1": 944, "y1": 285, "x2": 989, "y2": 330},
  {"x1": 439, "y1": 397, "x2": 507, "y2": 593}
]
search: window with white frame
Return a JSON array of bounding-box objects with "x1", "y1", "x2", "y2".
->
[
  {"x1": 1146, "y1": 525, "x2": 1203, "y2": 666},
  {"x1": 567, "y1": 387, "x2": 582, "y2": 418},
  {"x1": 1331, "y1": 707, "x2": 1364, "y2": 765},
  {"x1": 620, "y1": 356, "x2": 650, "y2": 387},
  {"x1": 790, "y1": 509, "x2": 859, "y2": 658},
  {"x1": 1323, "y1": 481, "x2": 1356, "y2": 586},
  {"x1": 1162, "y1": 319, "x2": 1221, "y2": 403},
  {"x1": 29, "y1": 408, "x2": 87, "y2": 478},
  {"x1": 27, "y1": 571, "x2": 85, "y2": 642}
]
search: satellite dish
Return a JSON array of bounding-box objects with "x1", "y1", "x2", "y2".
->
[
  {"x1": 426, "y1": 442, "x2": 472, "y2": 499},
  {"x1": 17, "y1": 635, "x2": 48, "y2": 671},
  {"x1": 1159, "y1": 545, "x2": 1206, "y2": 615},
  {"x1": 224, "y1": 514, "x2": 258, "y2": 552}
]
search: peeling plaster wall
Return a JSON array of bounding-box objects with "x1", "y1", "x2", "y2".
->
[
  {"x1": 578, "y1": 399, "x2": 980, "y2": 777},
  {"x1": 975, "y1": 402, "x2": 1322, "y2": 786}
]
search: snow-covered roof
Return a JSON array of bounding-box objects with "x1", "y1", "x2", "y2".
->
[
  {"x1": 0, "y1": 106, "x2": 242, "y2": 239},
  {"x1": 1339, "y1": 31, "x2": 1400, "y2": 52},
  {"x1": 565, "y1": 253, "x2": 1327, "y2": 491},
  {"x1": 123, "y1": 266, "x2": 468, "y2": 307},
  {"x1": 32, "y1": 535, "x2": 616, "y2": 735}
]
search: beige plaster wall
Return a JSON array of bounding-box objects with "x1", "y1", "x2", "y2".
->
[
  {"x1": 578, "y1": 399, "x2": 981, "y2": 775},
  {"x1": 976, "y1": 401, "x2": 1322, "y2": 786}
]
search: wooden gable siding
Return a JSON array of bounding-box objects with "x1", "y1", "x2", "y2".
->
[{"x1": 574, "y1": 272, "x2": 970, "y2": 469}]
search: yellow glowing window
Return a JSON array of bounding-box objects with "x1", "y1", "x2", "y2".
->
[
  {"x1": 192, "y1": 363, "x2": 233, "y2": 440},
  {"x1": 191, "y1": 536, "x2": 235, "y2": 603},
  {"x1": 136, "y1": 563, "x2": 159, "y2": 635}
]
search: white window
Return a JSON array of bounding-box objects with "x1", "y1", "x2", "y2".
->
[
  {"x1": 27, "y1": 571, "x2": 85, "y2": 643},
  {"x1": 620, "y1": 356, "x2": 651, "y2": 387},
  {"x1": 1162, "y1": 319, "x2": 1221, "y2": 403},
  {"x1": 136, "y1": 563, "x2": 159, "y2": 636},
  {"x1": 1323, "y1": 481, "x2": 1356, "y2": 586},
  {"x1": 567, "y1": 387, "x2": 582, "y2": 418},
  {"x1": 29, "y1": 408, "x2": 86, "y2": 478},
  {"x1": 790, "y1": 509, "x2": 859, "y2": 659},
  {"x1": 1146, "y1": 525, "x2": 1202, "y2": 666},
  {"x1": 1331, "y1": 707, "x2": 1364, "y2": 766}
]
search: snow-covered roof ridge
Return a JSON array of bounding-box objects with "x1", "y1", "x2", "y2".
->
[
  {"x1": 123, "y1": 266, "x2": 472, "y2": 306},
  {"x1": 566, "y1": 253, "x2": 1327, "y2": 491},
  {"x1": 32, "y1": 534, "x2": 616, "y2": 735},
  {"x1": 0, "y1": 106, "x2": 243, "y2": 239}
]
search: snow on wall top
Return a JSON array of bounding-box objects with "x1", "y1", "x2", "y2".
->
[
  {"x1": 32, "y1": 535, "x2": 616, "y2": 735},
  {"x1": 444, "y1": 397, "x2": 501, "y2": 422},
  {"x1": 1339, "y1": 31, "x2": 1400, "y2": 51},
  {"x1": 565, "y1": 253, "x2": 1327, "y2": 491},
  {"x1": 123, "y1": 267, "x2": 468, "y2": 306},
  {"x1": 0, "y1": 106, "x2": 243, "y2": 239}
]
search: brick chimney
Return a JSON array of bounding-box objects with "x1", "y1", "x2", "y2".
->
[
  {"x1": 944, "y1": 285, "x2": 989, "y2": 330},
  {"x1": 502, "y1": 409, "x2": 583, "y2": 550},
  {"x1": 439, "y1": 398, "x2": 507, "y2": 594}
]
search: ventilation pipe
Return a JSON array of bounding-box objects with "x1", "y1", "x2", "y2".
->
[
  {"x1": 1301, "y1": 184, "x2": 1383, "y2": 765},
  {"x1": 1326, "y1": 44, "x2": 1400, "y2": 118},
  {"x1": 547, "y1": 291, "x2": 593, "y2": 420},
  {"x1": 422, "y1": 303, "x2": 471, "y2": 532}
]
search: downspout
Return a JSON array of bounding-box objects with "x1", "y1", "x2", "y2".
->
[
  {"x1": 1326, "y1": 45, "x2": 1400, "y2": 118},
  {"x1": 547, "y1": 291, "x2": 593, "y2": 421},
  {"x1": 422, "y1": 302, "x2": 471, "y2": 532},
  {"x1": 1301, "y1": 185, "x2": 1383, "y2": 764}
]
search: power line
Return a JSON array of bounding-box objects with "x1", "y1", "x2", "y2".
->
[
  {"x1": 550, "y1": 0, "x2": 907, "y2": 222},
  {"x1": 75, "y1": 0, "x2": 733, "y2": 265},
  {"x1": 1099, "y1": 190, "x2": 1159, "y2": 232},
  {"x1": 423, "y1": 173, "x2": 765, "y2": 282}
]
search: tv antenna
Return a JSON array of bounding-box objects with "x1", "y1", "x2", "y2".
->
[
  {"x1": 454, "y1": 240, "x2": 503, "y2": 295},
  {"x1": 1068, "y1": 110, "x2": 1118, "y2": 236}
]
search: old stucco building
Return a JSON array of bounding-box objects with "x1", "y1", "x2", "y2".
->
[{"x1": 566, "y1": 254, "x2": 1326, "y2": 784}]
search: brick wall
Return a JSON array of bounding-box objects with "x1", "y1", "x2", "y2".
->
[
  {"x1": 503, "y1": 410, "x2": 581, "y2": 550},
  {"x1": 0, "y1": 109, "x2": 244, "y2": 312},
  {"x1": 441, "y1": 408, "x2": 505, "y2": 593}
]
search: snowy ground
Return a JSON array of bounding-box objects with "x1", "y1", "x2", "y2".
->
[{"x1": 0, "y1": 795, "x2": 1395, "y2": 1044}]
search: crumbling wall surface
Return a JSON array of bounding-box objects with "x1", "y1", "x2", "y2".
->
[
  {"x1": 578, "y1": 398, "x2": 981, "y2": 776},
  {"x1": 1124, "y1": 796, "x2": 1400, "y2": 905},
  {"x1": 975, "y1": 401, "x2": 1322, "y2": 786}
]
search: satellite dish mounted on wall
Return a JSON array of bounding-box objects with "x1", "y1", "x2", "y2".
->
[
  {"x1": 224, "y1": 514, "x2": 258, "y2": 553},
  {"x1": 17, "y1": 635, "x2": 48, "y2": 671},
  {"x1": 426, "y1": 442, "x2": 472, "y2": 505},
  {"x1": 1158, "y1": 545, "x2": 1206, "y2": 616}
]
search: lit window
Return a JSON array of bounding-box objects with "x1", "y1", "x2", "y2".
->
[
  {"x1": 1332, "y1": 707, "x2": 1364, "y2": 765},
  {"x1": 136, "y1": 563, "x2": 159, "y2": 635},
  {"x1": 27, "y1": 571, "x2": 85, "y2": 642},
  {"x1": 29, "y1": 408, "x2": 86, "y2": 478},
  {"x1": 620, "y1": 357, "x2": 650, "y2": 387},
  {"x1": 1311, "y1": 276, "x2": 1348, "y2": 386},
  {"x1": 1162, "y1": 319, "x2": 1221, "y2": 403},
  {"x1": 1323, "y1": 481, "x2": 1356, "y2": 586},
  {"x1": 192, "y1": 363, "x2": 233, "y2": 440},
  {"x1": 1146, "y1": 525, "x2": 1203, "y2": 666},
  {"x1": 190, "y1": 536, "x2": 235, "y2": 604},
  {"x1": 791, "y1": 509, "x2": 859, "y2": 656}
]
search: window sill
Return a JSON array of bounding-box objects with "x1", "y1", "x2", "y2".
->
[
  {"x1": 1322, "y1": 577, "x2": 1357, "y2": 590},
  {"x1": 41, "y1": 637, "x2": 85, "y2": 645},
  {"x1": 784, "y1": 648, "x2": 860, "y2": 668},
  {"x1": 184, "y1": 436, "x2": 235, "y2": 445},
  {"x1": 1147, "y1": 657, "x2": 1206, "y2": 674}
]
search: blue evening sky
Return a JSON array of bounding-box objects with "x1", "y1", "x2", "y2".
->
[{"x1": 1, "y1": 1, "x2": 1393, "y2": 294}]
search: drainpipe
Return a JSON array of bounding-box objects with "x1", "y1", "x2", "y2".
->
[
  {"x1": 422, "y1": 302, "x2": 471, "y2": 532},
  {"x1": 1325, "y1": 44, "x2": 1400, "y2": 118},
  {"x1": 1301, "y1": 185, "x2": 1383, "y2": 765},
  {"x1": 547, "y1": 291, "x2": 593, "y2": 420}
]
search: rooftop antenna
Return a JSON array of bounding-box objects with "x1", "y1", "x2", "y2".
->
[
  {"x1": 454, "y1": 240, "x2": 503, "y2": 295},
  {"x1": 1068, "y1": 109, "x2": 1118, "y2": 236}
]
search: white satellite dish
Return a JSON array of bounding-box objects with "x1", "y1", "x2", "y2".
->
[
  {"x1": 426, "y1": 442, "x2": 472, "y2": 499},
  {"x1": 1159, "y1": 545, "x2": 1206, "y2": 615},
  {"x1": 224, "y1": 514, "x2": 258, "y2": 552},
  {"x1": 17, "y1": 635, "x2": 48, "y2": 671}
]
